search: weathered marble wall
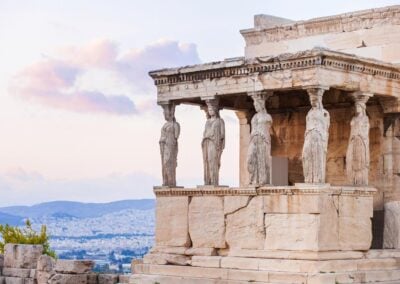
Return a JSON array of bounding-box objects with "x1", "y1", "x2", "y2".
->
[
  {"x1": 242, "y1": 6, "x2": 400, "y2": 64},
  {"x1": 152, "y1": 186, "x2": 374, "y2": 254}
]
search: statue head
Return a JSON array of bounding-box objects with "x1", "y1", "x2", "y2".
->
[
  {"x1": 355, "y1": 101, "x2": 366, "y2": 115},
  {"x1": 253, "y1": 96, "x2": 266, "y2": 113},
  {"x1": 252, "y1": 92, "x2": 270, "y2": 113},
  {"x1": 352, "y1": 92, "x2": 370, "y2": 116},
  {"x1": 308, "y1": 89, "x2": 324, "y2": 109},
  {"x1": 205, "y1": 99, "x2": 220, "y2": 118},
  {"x1": 162, "y1": 103, "x2": 175, "y2": 122}
]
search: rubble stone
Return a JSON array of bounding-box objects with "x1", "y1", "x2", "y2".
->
[
  {"x1": 37, "y1": 255, "x2": 55, "y2": 272},
  {"x1": 1, "y1": 268, "x2": 31, "y2": 278},
  {"x1": 48, "y1": 273, "x2": 87, "y2": 284},
  {"x1": 98, "y1": 274, "x2": 118, "y2": 284},
  {"x1": 4, "y1": 244, "x2": 43, "y2": 269},
  {"x1": 54, "y1": 260, "x2": 94, "y2": 274}
]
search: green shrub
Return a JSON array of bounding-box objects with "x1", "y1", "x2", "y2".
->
[{"x1": 0, "y1": 219, "x2": 56, "y2": 258}]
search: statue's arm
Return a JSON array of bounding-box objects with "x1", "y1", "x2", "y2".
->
[
  {"x1": 159, "y1": 127, "x2": 166, "y2": 144},
  {"x1": 175, "y1": 122, "x2": 181, "y2": 140},
  {"x1": 324, "y1": 111, "x2": 330, "y2": 149},
  {"x1": 220, "y1": 119, "x2": 225, "y2": 149}
]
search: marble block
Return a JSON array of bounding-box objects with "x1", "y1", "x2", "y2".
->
[
  {"x1": 155, "y1": 196, "x2": 191, "y2": 247},
  {"x1": 189, "y1": 196, "x2": 225, "y2": 248}
]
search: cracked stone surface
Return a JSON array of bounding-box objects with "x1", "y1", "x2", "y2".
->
[
  {"x1": 225, "y1": 196, "x2": 265, "y2": 250},
  {"x1": 189, "y1": 196, "x2": 226, "y2": 248}
]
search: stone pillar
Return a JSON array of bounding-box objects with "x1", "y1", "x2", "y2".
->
[
  {"x1": 235, "y1": 111, "x2": 252, "y2": 186},
  {"x1": 247, "y1": 91, "x2": 273, "y2": 186},
  {"x1": 201, "y1": 98, "x2": 225, "y2": 186},
  {"x1": 383, "y1": 113, "x2": 400, "y2": 248},
  {"x1": 378, "y1": 97, "x2": 400, "y2": 248},
  {"x1": 159, "y1": 101, "x2": 180, "y2": 187},
  {"x1": 346, "y1": 92, "x2": 372, "y2": 186},
  {"x1": 302, "y1": 87, "x2": 330, "y2": 184}
]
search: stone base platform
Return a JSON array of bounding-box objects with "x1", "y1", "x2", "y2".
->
[
  {"x1": 154, "y1": 185, "x2": 375, "y2": 252},
  {"x1": 138, "y1": 185, "x2": 380, "y2": 283},
  {"x1": 130, "y1": 249, "x2": 400, "y2": 284}
]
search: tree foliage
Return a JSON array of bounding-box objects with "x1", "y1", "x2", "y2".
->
[{"x1": 0, "y1": 219, "x2": 56, "y2": 258}]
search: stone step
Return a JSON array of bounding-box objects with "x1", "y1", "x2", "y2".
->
[
  {"x1": 130, "y1": 274, "x2": 269, "y2": 284},
  {"x1": 145, "y1": 254, "x2": 400, "y2": 273},
  {"x1": 132, "y1": 263, "x2": 400, "y2": 284}
]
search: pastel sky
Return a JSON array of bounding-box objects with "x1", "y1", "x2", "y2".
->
[{"x1": 0, "y1": 0, "x2": 399, "y2": 206}]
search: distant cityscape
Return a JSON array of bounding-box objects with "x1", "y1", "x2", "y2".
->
[{"x1": 0, "y1": 200, "x2": 155, "y2": 274}]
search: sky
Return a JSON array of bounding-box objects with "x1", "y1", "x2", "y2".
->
[{"x1": 0, "y1": 0, "x2": 399, "y2": 206}]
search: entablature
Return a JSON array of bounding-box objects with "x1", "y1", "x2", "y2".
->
[{"x1": 149, "y1": 48, "x2": 400, "y2": 105}]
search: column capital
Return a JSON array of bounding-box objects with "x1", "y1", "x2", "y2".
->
[
  {"x1": 157, "y1": 100, "x2": 180, "y2": 106},
  {"x1": 304, "y1": 86, "x2": 329, "y2": 98},
  {"x1": 303, "y1": 85, "x2": 330, "y2": 91},
  {"x1": 201, "y1": 95, "x2": 218, "y2": 101},
  {"x1": 248, "y1": 90, "x2": 273, "y2": 100},
  {"x1": 350, "y1": 91, "x2": 373, "y2": 102}
]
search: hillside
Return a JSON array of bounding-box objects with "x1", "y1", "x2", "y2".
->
[
  {"x1": 0, "y1": 199, "x2": 155, "y2": 219},
  {"x1": 0, "y1": 212, "x2": 25, "y2": 226}
]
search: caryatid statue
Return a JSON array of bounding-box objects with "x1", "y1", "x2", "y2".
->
[
  {"x1": 159, "y1": 103, "x2": 180, "y2": 187},
  {"x1": 302, "y1": 88, "x2": 330, "y2": 183},
  {"x1": 202, "y1": 98, "x2": 225, "y2": 185},
  {"x1": 247, "y1": 92, "x2": 273, "y2": 185},
  {"x1": 346, "y1": 92, "x2": 371, "y2": 185}
]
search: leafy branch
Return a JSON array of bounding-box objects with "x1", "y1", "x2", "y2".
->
[{"x1": 0, "y1": 219, "x2": 56, "y2": 258}]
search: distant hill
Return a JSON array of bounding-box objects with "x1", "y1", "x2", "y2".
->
[
  {"x1": 0, "y1": 199, "x2": 155, "y2": 219},
  {"x1": 0, "y1": 212, "x2": 25, "y2": 226}
]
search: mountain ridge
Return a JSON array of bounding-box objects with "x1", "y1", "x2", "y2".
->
[
  {"x1": 0, "y1": 199, "x2": 155, "y2": 220},
  {"x1": 0, "y1": 212, "x2": 25, "y2": 226}
]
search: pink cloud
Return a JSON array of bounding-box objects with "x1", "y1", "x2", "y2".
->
[
  {"x1": 59, "y1": 39, "x2": 118, "y2": 68},
  {"x1": 9, "y1": 39, "x2": 200, "y2": 115},
  {"x1": 10, "y1": 58, "x2": 136, "y2": 115},
  {"x1": 116, "y1": 40, "x2": 201, "y2": 92}
]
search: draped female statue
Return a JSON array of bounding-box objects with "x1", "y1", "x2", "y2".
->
[
  {"x1": 346, "y1": 96, "x2": 370, "y2": 185},
  {"x1": 202, "y1": 99, "x2": 225, "y2": 185},
  {"x1": 159, "y1": 103, "x2": 180, "y2": 187},
  {"x1": 247, "y1": 93, "x2": 273, "y2": 185},
  {"x1": 302, "y1": 89, "x2": 330, "y2": 183}
]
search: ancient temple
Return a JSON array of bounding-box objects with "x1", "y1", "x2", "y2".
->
[{"x1": 131, "y1": 6, "x2": 400, "y2": 284}]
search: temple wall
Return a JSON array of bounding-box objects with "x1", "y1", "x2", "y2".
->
[
  {"x1": 242, "y1": 6, "x2": 400, "y2": 64},
  {"x1": 244, "y1": 25, "x2": 400, "y2": 64},
  {"x1": 269, "y1": 102, "x2": 386, "y2": 210}
]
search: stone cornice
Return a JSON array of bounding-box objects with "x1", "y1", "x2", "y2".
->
[
  {"x1": 240, "y1": 5, "x2": 400, "y2": 43},
  {"x1": 149, "y1": 48, "x2": 400, "y2": 88},
  {"x1": 153, "y1": 185, "x2": 376, "y2": 197}
]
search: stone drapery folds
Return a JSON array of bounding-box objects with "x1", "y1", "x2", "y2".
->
[
  {"x1": 346, "y1": 92, "x2": 371, "y2": 186},
  {"x1": 202, "y1": 98, "x2": 225, "y2": 186},
  {"x1": 302, "y1": 88, "x2": 330, "y2": 184},
  {"x1": 247, "y1": 92, "x2": 273, "y2": 186},
  {"x1": 159, "y1": 102, "x2": 180, "y2": 187}
]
